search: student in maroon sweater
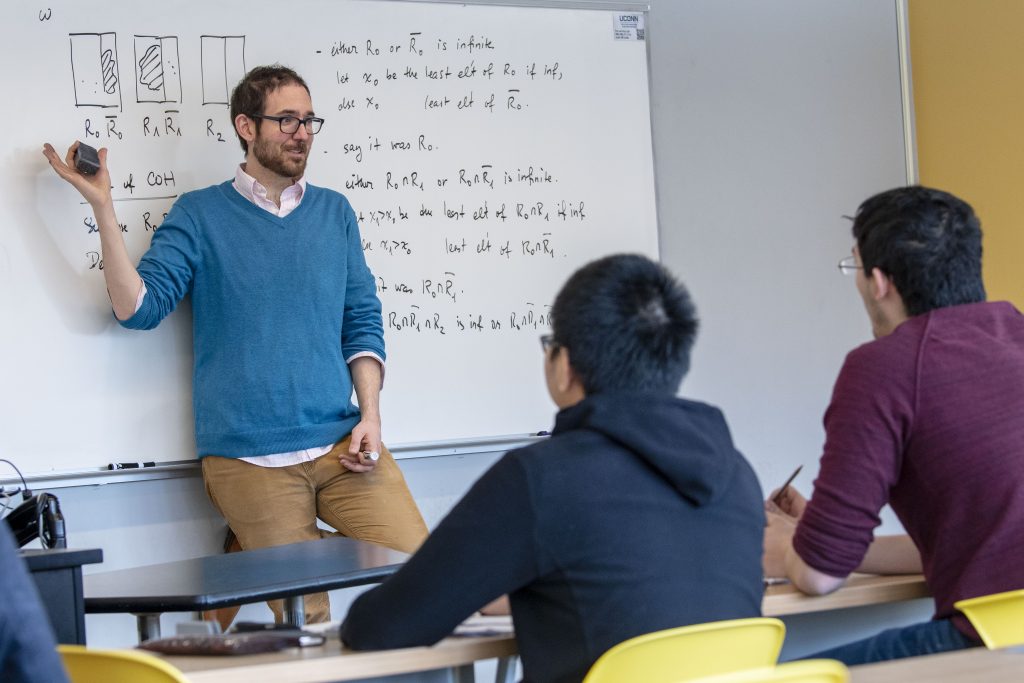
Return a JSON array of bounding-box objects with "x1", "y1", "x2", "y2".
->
[{"x1": 763, "y1": 186, "x2": 1024, "y2": 665}]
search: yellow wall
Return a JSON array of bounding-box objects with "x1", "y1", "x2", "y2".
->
[{"x1": 909, "y1": 0, "x2": 1024, "y2": 305}]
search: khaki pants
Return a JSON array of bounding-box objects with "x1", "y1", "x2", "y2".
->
[{"x1": 202, "y1": 435, "x2": 428, "y2": 623}]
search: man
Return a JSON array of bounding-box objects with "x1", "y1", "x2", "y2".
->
[
  {"x1": 42, "y1": 65, "x2": 427, "y2": 623},
  {"x1": 342, "y1": 254, "x2": 765, "y2": 683},
  {"x1": 763, "y1": 186, "x2": 1024, "y2": 664},
  {"x1": 0, "y1": 524, "x2": 69, "y2": 683}
]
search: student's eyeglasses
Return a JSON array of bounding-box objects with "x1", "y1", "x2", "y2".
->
[
  {"x1": 837, "y1": 256, "x2": 863, "y2": 276},
  {"x1": 250, "y1": 114, "x2": 325, "y2": 135},
  {"x1": 539, "y1": 334, "x2": 560, "y2": 354}
]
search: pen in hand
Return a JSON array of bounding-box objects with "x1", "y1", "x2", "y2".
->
[{"x1": 771, "y1": 465, "x2": 803, "y2": 506}]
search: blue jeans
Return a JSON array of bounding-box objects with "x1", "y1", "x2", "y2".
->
[{"x1": 804, "y1": 619, "x2": 979, "y2": 666}]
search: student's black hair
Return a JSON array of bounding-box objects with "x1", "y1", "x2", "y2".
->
[
  {"x1": 852, "y1": 186, "x2": 986, "y2": 316},
  {"x1": 229, "y1": 64, "x2": 311, "y2": 154},
  {"x1": 549, "y1": 253, "x2": 699, "y2": 395}
]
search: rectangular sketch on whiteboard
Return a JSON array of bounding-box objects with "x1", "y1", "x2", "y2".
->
[
  {"x1": 134, "y1": 35, "x2": 182, "y2": 104},
  {"x1": 70, "y1": 32, "x2": 122, "y2": 109},
  {"x1": 201, "y1": 35, "x2": 246, "y2": 105}
]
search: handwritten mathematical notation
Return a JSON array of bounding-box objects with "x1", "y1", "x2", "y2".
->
[
  {"x1": 386, "y1": 303, "x2": 553, "y2": 336},
  {"x1": 342, "y1": 166, "x2": 559, "y2": 195},
  {"x1": 356, "y1": 199, "x2": 585, "y2": 225},
  {"x1": 324, "y1": 32, "x2": 565, "y2": 115}
]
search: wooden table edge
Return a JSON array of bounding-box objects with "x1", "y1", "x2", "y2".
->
[
  {"x1": 764, "y1": 573, "x2": 929, "y2": 617},
  {"x1": 168, "y1": 635, "x2": 518, "y2": 683}
]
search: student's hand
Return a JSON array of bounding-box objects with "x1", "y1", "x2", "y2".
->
[
  {"x1": 766, "y1": 485, "x2": 808, "y2": 519},
  {"x1": 762, "y1": 509, "x2": 798, "y2": 579},
  {"x1": 340, "y1": 418, "x2": 382, "y2": 473},
  {"x1": 479, "y1": 595, "x2": 510, "y2": 616},
  {"x1": 42, "y1": 142, "x2": 113, "y2": 209}
]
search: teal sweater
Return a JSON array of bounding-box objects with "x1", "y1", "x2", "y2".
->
[{"x1": 121, "y1": 181, "x2": 384, "y2": 457}]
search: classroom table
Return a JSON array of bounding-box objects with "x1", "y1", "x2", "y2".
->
[
  {"x1": 84, "y1": 537, "x2": 407, "y2": 642},
  {"x1": 22, "y1": 547, "x2": 104, "y2": 644},
  {"x1": 157, "y1": 574, "x2": 931, "y2": 683},
  {"x1": 762, "y1": 573, "x2": 929, "y2": 616},
  {"x1": 849, "y1": 646, "x2": 1024, "y2": 682}
]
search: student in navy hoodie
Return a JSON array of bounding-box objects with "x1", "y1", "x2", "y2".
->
[{"x1": 342, "y1": 254, "x2": 765, "y2": 683}]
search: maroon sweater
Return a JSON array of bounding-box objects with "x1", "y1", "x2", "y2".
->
[{"x1": 793, "y1": 301, "x2": 1024, "y2": 639}]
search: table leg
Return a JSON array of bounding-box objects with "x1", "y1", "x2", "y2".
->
[
  {"x1": 134, "y1": 613, "x2": 161, "y2": 642},
  {"x1": 494, "y1": 656, "x2": 518, "y2": 683},
  {"x1": 282, "y1": 595, "x2": 305, "y2": 627},
  {"x1": 449, "y1": 663, "x2": 476, "y2": 683}
]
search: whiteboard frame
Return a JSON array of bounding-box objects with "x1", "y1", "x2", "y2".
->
[
  {"x1": 3, "y1": 433, "x2": 546, "y2": 490},
  {"x1": 896, "y1": 0, "x2": 918, "y2": 183}
]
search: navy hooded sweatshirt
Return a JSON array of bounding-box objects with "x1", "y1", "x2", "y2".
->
[{"x1": 342, "y1": 393, "x2": 765, "y2": 683}]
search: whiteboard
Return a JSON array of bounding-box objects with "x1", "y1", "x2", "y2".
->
[{"x1": 1, "y1": 1, "x2": 657, "y2": 474}]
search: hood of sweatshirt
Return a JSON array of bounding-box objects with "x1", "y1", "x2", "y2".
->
[{"x1": 550, "y1": 392, "x2": 743, "y2": 507}]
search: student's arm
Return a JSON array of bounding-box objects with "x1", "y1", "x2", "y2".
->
[
  {"x1": 785, "y1": 545, "x2": 846, "y2": 595},
  {"x1": 785, "y1": 344, "x2": 912, "y2": 593},
  {"x1": 856, "y1": 534, "x2": 922, "y2": 575},
  {"x1": 341, "y1": 453, "x2": 541, "y2": 649},
  {"x1": 765, "y1": 492, "x2": 921, "y2": 594},
  {"x1": 764, "y1": 506, "x2": 846, "y2": 595},
  {"x1": 341, "y1": 356, "x2": 382, "y2": 473},
  {"x1": 42, "y1": 143, "x2": 143, "y2": 320},
  {"x1": 782, "y1": 530, "x2": 920, "y2": 595}
]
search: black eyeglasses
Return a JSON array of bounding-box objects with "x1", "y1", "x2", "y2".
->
[
  {"x1": 837, "y1": 256, "x2": 863, "y2": 276},
  {"x1": 250, "y1": 114, "x2": 324, "y2": 135},
  {"x1": 540, "y1": 334, "x2": 559, "y2": 353}
]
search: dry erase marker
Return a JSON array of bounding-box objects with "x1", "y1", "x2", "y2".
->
[
  {"x1": 108, "y1": 462, "x2": 157, "y2": 470},
  {"x1": 771, "y1": 465, "x2": 803, "y2": 506},
  {"x1": 360, "y1": 450, "x2": 380, "y2": 462}
]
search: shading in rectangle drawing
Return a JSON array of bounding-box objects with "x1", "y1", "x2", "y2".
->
[
  {"x1": 201, "y1": 35, "x2": 246, "y2": 105},
  {"x1": 70, "y1": 33, "x2": 122, "y2": 109},
  {"x1": 134, "y1": 36, "x2": 182, "y2": 104}
]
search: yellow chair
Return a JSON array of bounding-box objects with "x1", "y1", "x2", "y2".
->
[
  {"x1": 58, "y1": 644, "x2": 189, "y2": 683},
  {"x1": 955, "y1": 588, "x2": 1024, "y2": 649},
  {"x1": 691, "y1": 659, "x2": 849, "y2": 683},
  {"x1": 583, "y1": 617, "x2": 786, "y2": 683}
]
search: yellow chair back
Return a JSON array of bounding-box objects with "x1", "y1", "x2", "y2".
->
[
  {"x1": 691, "y1": 659, "x2": 849, "y2": 683},
  {"x1": 955, "y1": 588, "x2": 1024, "y2": 649},
  {"x1": 58, "y1": 644, "x2": 189, "y2": 683},
  {"x1": 583, "y1": 617, "x2": 786, "y2": 683}
]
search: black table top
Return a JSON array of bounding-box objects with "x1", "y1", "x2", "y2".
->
[
  {"x1": 22, "y1": 547, "x2": 103, "y2": 571},
  {"x1": 84, "y1": 537, "x2": 407, "y2": 614}
]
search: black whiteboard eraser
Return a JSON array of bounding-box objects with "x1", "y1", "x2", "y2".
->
[{"x1": 74, "y1": 142, "x2": 101, "y2": 175}]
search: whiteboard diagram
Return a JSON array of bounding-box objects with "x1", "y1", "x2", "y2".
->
[
  {"x1": 70, "y1": 32, "x2": 122, "y2": 109},
  {"x1": 134, "y1": 35, "x2": 182, "y2": 104},
  {"x1": 201, "y1": 35, "x2": 246, "y2": 105}
]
